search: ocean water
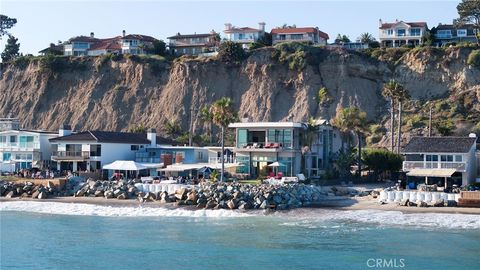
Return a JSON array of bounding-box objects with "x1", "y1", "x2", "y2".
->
[{"x1": 1, "y1": 202, "x2": 479, "y2": 270}]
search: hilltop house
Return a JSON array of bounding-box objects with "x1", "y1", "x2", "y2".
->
[
  {"x1": 431, "y1": 24, "x2": 479, "y2": 46},
  {"x1": 378, "y1": 19, "x2": 428, "y2": 47},
  {"x1": 167, "y1": 31, "x2": 219, "y2": 55},
  {"x1": 49, "y1": 127, "x2": 167, "y2": 174},
  {"x1": 270, "y1": 27, "x2": 329, "y2": 45},
  {"x1": 0, "y1": 118, "x2": 58, "y2": 172},
  {"x1": 223, "y1": 22, "x2": 266, "y2": 49},
  {"x1": 402, "y1": 135, "x2": 477, "y2": 187},
  {"x1": 63, "y1": 31, "x2": 157, "y2": 56}
]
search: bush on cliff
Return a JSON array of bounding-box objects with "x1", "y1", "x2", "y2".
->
[
  {"x1": 467, "y1": 50, "x2": 480, "y2": 67},
  {"x1": 217, "y1": 41, "x2": 247, "y2": 63},
  {"x1": 39, "y1": 55, "x2": 88, "y2": 74}
]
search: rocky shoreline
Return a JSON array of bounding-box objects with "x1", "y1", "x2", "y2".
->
[{"x1": 0, "y1": 179, "x2": 332, "y2": 210}]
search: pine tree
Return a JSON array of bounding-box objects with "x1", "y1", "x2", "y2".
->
[{"x1": 1, "y1": 35, "x2": 20, "y2": 62}]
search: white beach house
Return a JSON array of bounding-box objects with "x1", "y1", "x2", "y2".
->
[
  {"x1": 0, "y1": 118, "x2": 58, "y2": 172},
  {"x1": 378, "y1": 19, "x2": 428, "y2": 47},
  {"x1": 223, "y1": 22, "x2": 266, "y2": 48},
  {"x1": 270, "y1": 27, "x2": 329, "y2": 45},
  {"x1": 402, "y1": 135, "x2": 478, "y2": 187}
]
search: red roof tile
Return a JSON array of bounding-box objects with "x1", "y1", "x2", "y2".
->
[
  {"x1": 122, "y1": 34, "x2": 157, "y2": 42},
  {"x1": 271, "y1": 27, "x2": 329, "y2": 39}
]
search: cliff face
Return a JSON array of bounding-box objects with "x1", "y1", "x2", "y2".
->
[{"x1": 0, "y1": 47, "x2": 479, "y2": 142}]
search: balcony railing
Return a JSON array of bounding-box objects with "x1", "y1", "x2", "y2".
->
[
  {"x1": 51, "y1": 151, "x2": 90, "y2": 160},
  {"x1": 403, "y1": 161, "x2": 466, "y2": 172},
  {"x1": 208, "y1": 157, "x2": 236, "y2": 164}
]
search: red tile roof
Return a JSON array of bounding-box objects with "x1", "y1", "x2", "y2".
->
[
  {"x1": 122, "y1": 34, "x2": 157, "y2": 42},
  {"x1": 379, "y1": 21, "x2": 428, "y2": 29},
  {"x1": 224, "y1": 27, "x2": 261, "y2": 33},
  {"x1": 69, "y1": 36, "x2": 99, "y2": 43},
  {"x1": 89, "y1": 39, "x2": 122, "y2": 51},
  {"x1": 270, "y1": 27, "x2": 329, "y2": 39}
]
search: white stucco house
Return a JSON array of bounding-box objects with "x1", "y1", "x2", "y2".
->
[
  {"x1": 223, "y1": 22, "x2": 266, "y2": 49},
  {"x1": 378, "y1": 19, "x2": 428, "y2": 47},
  {"x1": 0, "y1": 118, "x2": 58, "y2": 172}
]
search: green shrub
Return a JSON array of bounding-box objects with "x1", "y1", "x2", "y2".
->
[
  {"x1": 317, "y1": 87, "x2": 332, "y2": 105},
  {"x1": 217, "y1": 41, "x2": 247, "y2": 63},
  {"x1": 39, "y1": 54, "x2": 67, "y2": 73},
  {"x1": 467, "y1": 50, "x2": 480, "y2": 67},
  {"x1": 362, "y1": 148, "x2": 403, "y2": 178},
  {"x1": 12, "y1": 55, "x2": 34, "y2": 69},
  {"x1": 434, "y1": 119, "x2": 455, "y2": 136},
  {"x1": 405, "y1": 114, "x2": 425, "y2": 129}
]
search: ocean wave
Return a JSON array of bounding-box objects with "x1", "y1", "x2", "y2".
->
[
  {"x1": 0, "y1": 201, "x2": 253, "y2": 218},
  {"x1": 277, "y1": 209, "x2": 480, "y2": 230}
]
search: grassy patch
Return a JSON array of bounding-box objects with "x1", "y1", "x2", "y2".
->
[{"x1": 467, "y1": 50, "x2": 480, "y2": 67}]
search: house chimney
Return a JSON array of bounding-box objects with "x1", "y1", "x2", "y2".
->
[
  {"x1": 379, "y1": 19, "x2": 383, "y2": 27},
  {"x1": 59, "y1": 124, "x2": 72, "y2": 137},
  {"x1": 225, "y1": 23, "x2": 232, "y2": 30},
  {"x1": 147, "y1": 128, "x2": 157, "y2": 147},
  {"x1": 90, "y1": 32, "x2": 94, "y2": 38},
  {"x1": 122, "y1": 30, "x2": 126, "y2": 37},
  {"x1": 259, "y1": 22, "x2": 266, "y2": 32}
]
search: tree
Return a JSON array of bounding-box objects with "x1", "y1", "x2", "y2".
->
[
  {"x1": 455, "y1": 0, "x2": 480, "y2": 44},
  {"x1": 363, "y1": 148, "x2": 403, "y2": 180},
  {"x1": 249, "y1": 32, "x2": 272, "y2": 50},
  {"x1": 201, "y1": 97, "x2": 238, "y2": 182},
  {"x1": 150, "y1": 40, "x2": 166, "y2": 56},
  {"x1": 129, "y1": 124, "x2": 146, "y2": 133},
  {"x1": 1, "y1": 35, "x2": 20, "y2": 62},
  {"x1": 331, "y1": 106, "x2": 368, "y2": 175},
  {"x1": 217, "y1": 41, "x2": 246, "y2": 63},
  {"x1": 435, "y1": 119, "x2": 455, "y2": 136},
  {"x1": 382, "y1": 80, "x2": 399, "y2": 152},
  {"x1": 333, "y1": 148, "x2": 356, "y2": 179},
  {"x1": 358, "y1": 32, "x2": 376, "y2": 44},
  {"x1": 335, "y1": 34, "x2": 351, "y2": 44},
  {"x1": 163, "y1": 120, "x2": 182, "y2": 137},
  {"x1": 0, "y1": 15, "x2": 17, "y2": 38},
  {"x1": 395, "y1": 84, "x2": 410, "y2": 154}
]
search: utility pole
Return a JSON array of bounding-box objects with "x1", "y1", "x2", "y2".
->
[
  {"x1": 188, "y1": 108, "x2": 197, "y2": 146},
  {"x1": 428, "y1": 105, "x2": 432, "y2": 137}
]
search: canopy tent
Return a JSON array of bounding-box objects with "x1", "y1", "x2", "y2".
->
[
  {"x1": 407, "y1": 168, "x2": 456, "y2": 188},
  {"x1": 158, "y1": 162, "x2": 244, "y2": 172},
  {"x1": 103, "y1": 160, "x2": 148, "y2": 171},
  {"x1": 406, "y1": 168, "x2": 456, "y2": 178},
  {"x1": 268, "y1": 161, "x2": 285, "y2": 167},
  {"x1": 138, "y1": 162, "x2": 164, "y2": 169}
]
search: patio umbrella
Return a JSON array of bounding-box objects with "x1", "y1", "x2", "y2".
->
[
  {"x1": 103, "y1": 160, "x2": 148, "y2": 179},
  {"x1": 267, "y1": 161, "x2": 285, "y2": 176}
]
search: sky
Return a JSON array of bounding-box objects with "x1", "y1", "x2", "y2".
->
[{"x1": 1, "y1": 0, "x2": 461, "y2": 55}]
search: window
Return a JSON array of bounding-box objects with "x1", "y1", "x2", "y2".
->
[
  {"x1": 426, "y1": 155, "x2": 438, "y2": 162},
  {"x1": 0, "y1": 135, "x2": 6, "y2": 146},
  {"x1": 131, "y1": 145, "x2": 139, "y2": 151},
  {"x1": 2, "y1": 152, "x2": 11, "y2": 161},
  {"x1": 387, "y1": 29, "x2": 393, "y2": 35},
  {"x1": 410, "y1": 28, "x2": 421, "y2": 36},
  {"x1": 290, "y1": 34, "x2": 303, "y2": 40},
  {"x1": 440, "y1": 155, "x2": 453, "y2": 162},
  {"x1": 9, "y1": 135, "x2": 17, "y2": 143},
  {"x1": 437, "y1": 30, "x2": 452, "y2": 37},
  {"x1": 397, "y1": 29, "x2": 406, "y2": 36},
  {"x1": 311, "y1": 156, "x2": 318, "y2": 168},
  {"x1": 19, "y1": 136, "x2": 34, "y2": 148},
  {"x1": 237, "y1": 129, "x2": 248, "y2": 147},
  {"x1": 197, "y1": 151, "x2": 203, "y2": 160},
  {"x1": 457, "y1": 29, "x2": 467, "y2": 37},
  {"x1": 454, "y1": 155, "x2": 462, "y2": 162},
  {"x1": 90, "y1": 145, "x2": 101, "y2": 156}
]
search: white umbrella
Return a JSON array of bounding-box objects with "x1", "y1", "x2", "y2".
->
[{"x1": 268, "y1": 161, "x2": 285, "y2": 167}]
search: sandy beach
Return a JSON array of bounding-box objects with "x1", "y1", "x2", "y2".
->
[{"x1": 2, "y1": 195, "x2": 480, "y2": 215}]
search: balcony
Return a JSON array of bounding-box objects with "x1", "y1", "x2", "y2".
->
[
  {"x1": 0, "y1": 143, "x2": 40, "y2": 151},
  {"x1": 51, "y1": 151, "x2": 90, "y2": 161},
  {"x1": 403, "y1": 161, "x2": 466, "y2": 172}
]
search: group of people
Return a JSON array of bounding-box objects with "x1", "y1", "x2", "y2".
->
[{"x1": 15, "y1": 168, "x2": 55, "y2": 179}]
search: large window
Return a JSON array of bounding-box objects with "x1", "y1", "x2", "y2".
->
[
  {"x1": 90, "y1": 145, "x2": 101, "y2": 157},
  {"x1": 457, "y1": 29, "x2": 467, "y2": 37},
  {"x1": 9, "y1": 135, "x2": 17, "y2": 146},
  {"x1": 236, "y1": 156, "x2": 250, "y2": 174},
  {"x1": 397, "y1": 29, "x2": 406, "y2": 36},
  {"x1": 387, "y1": 29, "x2": 393, "y2": 35},
  {"x1": 237, "y1": 129, "x2": 248, "y2": 147},
  {"x1": 410, "y1": 28, "x2": 421, "y2": 36},
  {"x1": 426, "y1": 155, "x2": 438, "y2": 162},
  {"x1": 0, "y1": 136, "x2": 6, "y2": 147},
  {"x1": 441, "y1": 155, "x2": 453, "y2": 162},
  {"x1": 2, "y1": 152, "x2": 11, "y2": 161},
  {"x1": 290, "y1": 34, "x2": 303, "y2": 40},
  {"x1": 455, "y1": 155, "x2": 462, "y2": 162},
  {"x1": 19, "y1": 136, "x2": 34, "y2": 148}
]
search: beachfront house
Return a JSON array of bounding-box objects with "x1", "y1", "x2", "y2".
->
[
  {"x1": 167, "y1": 31, "x2": 219, "y2": 56},
  {"x1": 378, "y1": 19, "x2": 428, "y2": 47},
  {"x1": 0, "y1": 118, "x2": 58, "y2": 172},
  {"x1": 223, "y1": 22, "x2": 266, "y2": 49},
  {"x1": 63, "y1": 31, "x2": 157, "y2": 56},
  {"x1": 49, "y1": 126, "x2": 162, "y2": 174},
  {"x1": 270, "y1": 27, "x2": 329, "y2": 45},
  {"x1": 401, "y1": 135, "x2": 478, "y2": 187},
  {"x1": 228, "y1": 121, "x2": 304, "y2": 179},
  {"x1": 431, "y1": 23, "x2": 479, "y2": 47},
  {"x1": 303, "y1": 120, "x2": 343, "y2": 179}
]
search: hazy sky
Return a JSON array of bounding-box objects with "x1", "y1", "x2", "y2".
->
[{"x1": 1, "y1": 0, "x2": 460, "y2": 55}]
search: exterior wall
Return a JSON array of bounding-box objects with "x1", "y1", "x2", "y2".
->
[
  {"x1": 272, "y1": 32, "x2": 319, "y2": 45},
  {"x1": 305, "y1": 126, "x2": 343, "y2": 178},
  {"x1": 466, "y1": 144, "x2": 477, "y2": 185},
  {"x1": 432, "y1": 27, "x2": 478, "y2": 46},
  {"x1": 225, "y1": 31, "x2": 261, "y2": 44}
]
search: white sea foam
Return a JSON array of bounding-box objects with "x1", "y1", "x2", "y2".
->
[
  {"x1": 277, "y1": 209, "x2": 480, "y2": 230},
  {"x1": 1, "y1": 201, "x2": 479, "y2": 230},
  {"x1": 0, "y1": 201, "x2": 253, "y2": 218}
]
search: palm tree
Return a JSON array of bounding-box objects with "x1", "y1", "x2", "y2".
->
[
  {"x1": 201, "y1": 97, "x2": 238, "y2": 182},
  {"x1": 331, "y1": 106, "x2": 368, "y2": 175},
  {"x1": 358, "y1": 32, "x2": 376, "y2": 44},
  {"x1": 382, "y1": 79, "x2": 399, "y2": 152},
  {"x1": 395, "y1": 85, "x2": 410, "y2": 154}
]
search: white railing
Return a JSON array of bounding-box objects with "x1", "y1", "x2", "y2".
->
[
  {"x1": 208, "y1": 157, "x2": 236, "y2": 164},
  {"x1": 403, "y1": 161, "x2": 466, "y2": 172}
]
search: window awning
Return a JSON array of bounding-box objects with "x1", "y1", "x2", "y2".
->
[{"x1": 406, "y1": 168, "x2": 456, "y2": 177}]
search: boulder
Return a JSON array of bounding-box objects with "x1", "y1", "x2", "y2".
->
[
  {"x1": 31, "y1": 190, "x2": 40, "y2": 199},
  {"x1": 227, "y1": 199, "x2": 237, "y2": 209},
  {"x1": 5, "y1": 190, "x2": 15, "y2": 198},
  {"x1": 205, "y1": 200, "x2": 217, "y2": 209},
  {"x1": 398, "y1": 199, "x2": 409, "y2": 207},
  {"x1": 38, "y1": 191, "x2": 48, "y2": 199},
  {"x1": 259, "y1": 200, "x2": 268, "y2": 209},
  {"x1": 104, "y1": 190, "x2": 114, "y2": 199},
  {"x1": 117, "y1": 192, "x2": 127, "y2": 200},
  {"x1": 416, "y1": 200, "x2": 428, "y2": 207},
  {"x1": 186, "y1": 192, "x2": 198, "y2": 202}
]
